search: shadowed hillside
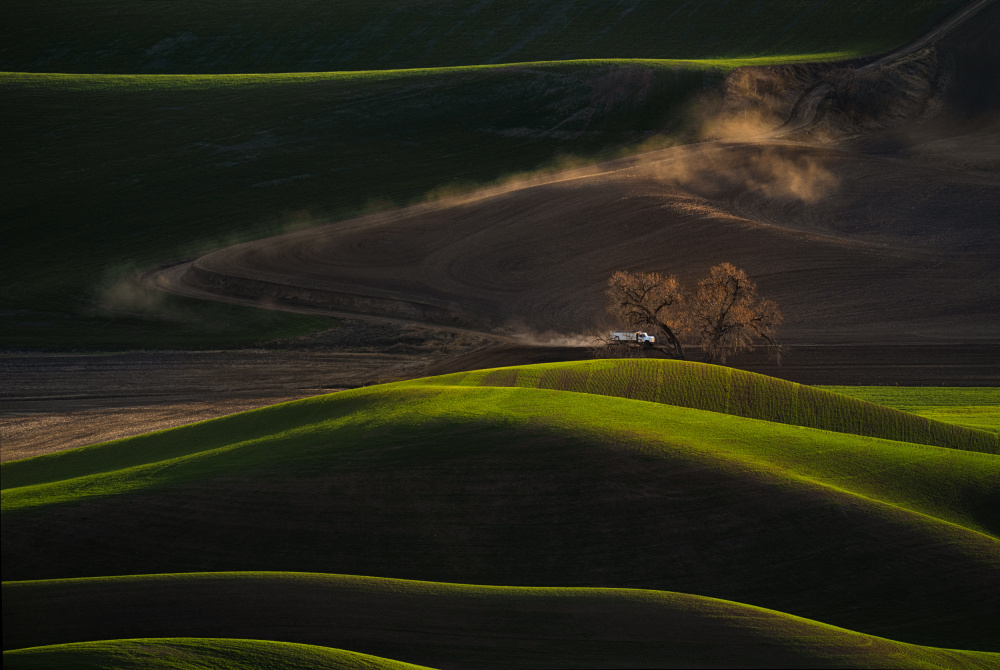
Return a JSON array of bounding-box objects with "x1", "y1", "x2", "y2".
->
[
  {"x1": 4, "y1": 574, "x2": 1000, "y2": 668},
  {"x1": 0, "y1": 61, "x2": 712, "y2": 348},
  {"x1": 4, "y1": 362, "x2": 998, "y2": 651},
  {"x1": 1, "y1": 0, "x2": 962, "y2": 73},
  {"x1": 2, "y1": 638, "x2": 428, "y2": 670}
]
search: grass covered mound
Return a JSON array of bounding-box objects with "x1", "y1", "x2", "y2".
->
[
  {"x1": 821, "y1": 387, "x2": 1000, "y2": 434},
  {"x1": 2, "y1": 638, "x2": 429, "y2": 670},
  {"x1": 1, "y1": 0, "x2": 960, "y2": 73},
  {"x1": 3, "y1": 361, "x2": 998, "y2": 650},
  {"x1": 5, "y1": 574, "x2": 1000, "y2": 669},
  {"x1": 416, "y1": 360, "x2": 999, "y2": 453},
  {"x1": 1, "y1": 62, "x2": 710, "y2": 348}
]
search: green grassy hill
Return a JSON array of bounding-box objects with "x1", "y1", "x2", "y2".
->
[
  {"x1": 3, "y1": 638, "x2": 429, "y2": 670},
  {"x1": 821, "y1": 387, "x2": 1000, "y2": 434},
  {"x1": 0, "y1": 62, "x2": 711, "y2": 348},
  {"x1": 415, "y1": 360, "x2": 999, "y2": 452},
  {"x1": 3, "y1": 361, "x2": 998, "y2": 651},
  {"x1": 5, "y1": 574, "x2": 1000, "y2": 669},
  {"x1": 1, "y1": 0, "x2": 961, "y2": 74}
]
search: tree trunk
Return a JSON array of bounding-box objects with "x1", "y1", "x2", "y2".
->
[{"x1": 661, "y1": 326, "x2": 685, "y2": 360}]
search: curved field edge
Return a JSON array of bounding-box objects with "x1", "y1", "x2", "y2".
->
[
  {"x1": 0, "y1": 0, "x2": 960, "y2": 74},
  {"x1": 2, "y1": 367, "x2": 998, "y2": 538},
  {"x1": 0, "y1": 54, "x2": 851, "y2": 88},
  {"x1": 408, "y1": 360, "x2": 999, "y2": 453},
  {"x1": 4, "y1": 573, "x2": 998, "y2": 669},
  {"x1": 2, "y1": 637, "x2": 431, "y2": 670}
]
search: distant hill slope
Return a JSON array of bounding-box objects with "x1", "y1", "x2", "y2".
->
[
  {"x1": 5, "y1": 574, "x2": 1000, "y2": 668},
  {"x1": 415, "y1": 360, "x2": 998, "y2": 452},
  {"x1": 0, "y1": 61, "x2": 711, "y2": 348},
  {"x1": 3, "y1": 361, "x2": 998, "y2": 650},
  {"x1": 0, "y1": 0, "x2": 962, "y2": 73},
  {"x1": 2, "y1": 638, "x2": 429, "y2": 670}
]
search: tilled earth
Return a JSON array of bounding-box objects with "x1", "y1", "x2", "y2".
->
[
  {"x1": 5, "y1": 339, "x2": 998, "y2": 462},
  {"x1": 0, "y1": 349, "x2": 430, "y2": 462},
  {"x1": 9, "y1": 6, "x2": 999, "y2": 462}
]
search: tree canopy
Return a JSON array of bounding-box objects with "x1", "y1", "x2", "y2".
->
[{"x1": 605, "y1": 263, "x2": 782, "y2": 364}]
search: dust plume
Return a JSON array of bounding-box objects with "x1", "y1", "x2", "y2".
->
[
  {"x1": 97, "y1": 267, "x2": 166, "y2": 315},
  {"x1": 635, "y1": 142, "x2": 837, "y2": 203},
  {"x1": 508, "y1": 328, "x2": 596, "y2": 347},
  {"x1": 418, "y1": 153, "x2": 609, "y2": 209},
  {"x1": 700, "y1": 110, "x2": 781, "y2": 141}
]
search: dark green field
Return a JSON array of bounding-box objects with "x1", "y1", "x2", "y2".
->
[
  {"x1": 4, "y1": 1, "x2": 998, "y2": 667},
  {"x1": 3, "y1": 361, "x2": 999, "y2": 666},
  {"x1": 3, "y1": 638, "x2": 428, "y2": 670},
  {"x1": 2, "y1": 0, "x2": 958, "y2": 74},
  {"x1": 5, "y1": 575, "x2": 998, "y2": 669}
]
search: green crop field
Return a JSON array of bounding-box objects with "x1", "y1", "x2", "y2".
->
[
  {"x1": 416, "y1": 360, "x2": 999, "y2": 452},
  {"x1": 2, "y1": 638, "x2": 429, "y2": 670},
  {"x1": 821, "y1": 387, "x2": 1000, "y2": 434},
  {"x1": 5, "y1": 1, "x2": 998, "y2": 666},
  {"x1": 3, "y1": 361, "x2": 999, "y2": 659},
  {"x1": 4, "y1": 575, "x2": 999, "y2": 669}
]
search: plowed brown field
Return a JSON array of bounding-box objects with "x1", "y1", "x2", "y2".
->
[
  {"x1": 159, "y1": 129, "x2": 999, "y2": 342},
  {"x1": 155, "y1": 4, "x2": 1000, "y2": 374}
]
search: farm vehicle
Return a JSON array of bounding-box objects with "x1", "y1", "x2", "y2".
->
[{"x1": 609, "y1": 331, "x2": 656, "y2": 345}]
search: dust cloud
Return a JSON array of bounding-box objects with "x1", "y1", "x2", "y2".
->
[
  {"x1": 635, "y1": 142, "x2": 838, "y2": 203},
  {"x1": 408, "y1": 91, "x2": 835, "y2": 214},
  {"x1": 97, "y1": 268, "x2": 166, "y2": 314},
  {"x1": 418, "y1": 153, "x2": 610, "y2": 208},
  {"x1": 508, "y1": 328, "x2": 597, "y2": 347}
]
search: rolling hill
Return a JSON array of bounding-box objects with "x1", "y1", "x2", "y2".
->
[
  {"x1": 4, "y1": 1, "x2": 996, "y2": 350},
  {"x1": 2, "y1": 0, "x2": 962, "y2": 73},
  {"x1": 4, "y1": 361, "x2": 999, "y2": 655},
  {"x1": 4, "y1": 1, "x2": 999, "y2": 668},
  {"x1": 4, "y1": 575, "x2": 999, "y2": 669},
  {"x1": 2, "y1": 637, "x2": 429, "y2": 670},
  {"x1": 411, "y1": 359, "x2": 998, "y2": 452},
  {"x1": 0, "y1": 61, "x2": 716, "y2": 348}
]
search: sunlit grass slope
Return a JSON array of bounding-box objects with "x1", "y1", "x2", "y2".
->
[
  {"x1": 1, "y1": 0, "x2": 961, "y2": 73},
  {"x1": 822, "y1": 387, "x2": 1000, "y2": 434},
  {"x1": 416, "y1": 360, "x2": 998, "y2": 452},
  {"x1": 1, "y1": 62, "x2": 709, "y2": 348},
  {"x1": 2, "y1": 638, "x2": 429, "y2": 670},
  {"x1": 5, "y1": 574, "x2": 1000, "y2": 669},
  {"x1": 3, "y1": 361, "x2": 998, "y2": 650}
]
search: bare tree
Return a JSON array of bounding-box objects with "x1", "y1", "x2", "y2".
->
[
  {"x1": 605, "y1": 270, "x2": 686, "y2": 359},
  {"x1": 689, "y1": 262, "x2": 782, "y2": 364}
]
